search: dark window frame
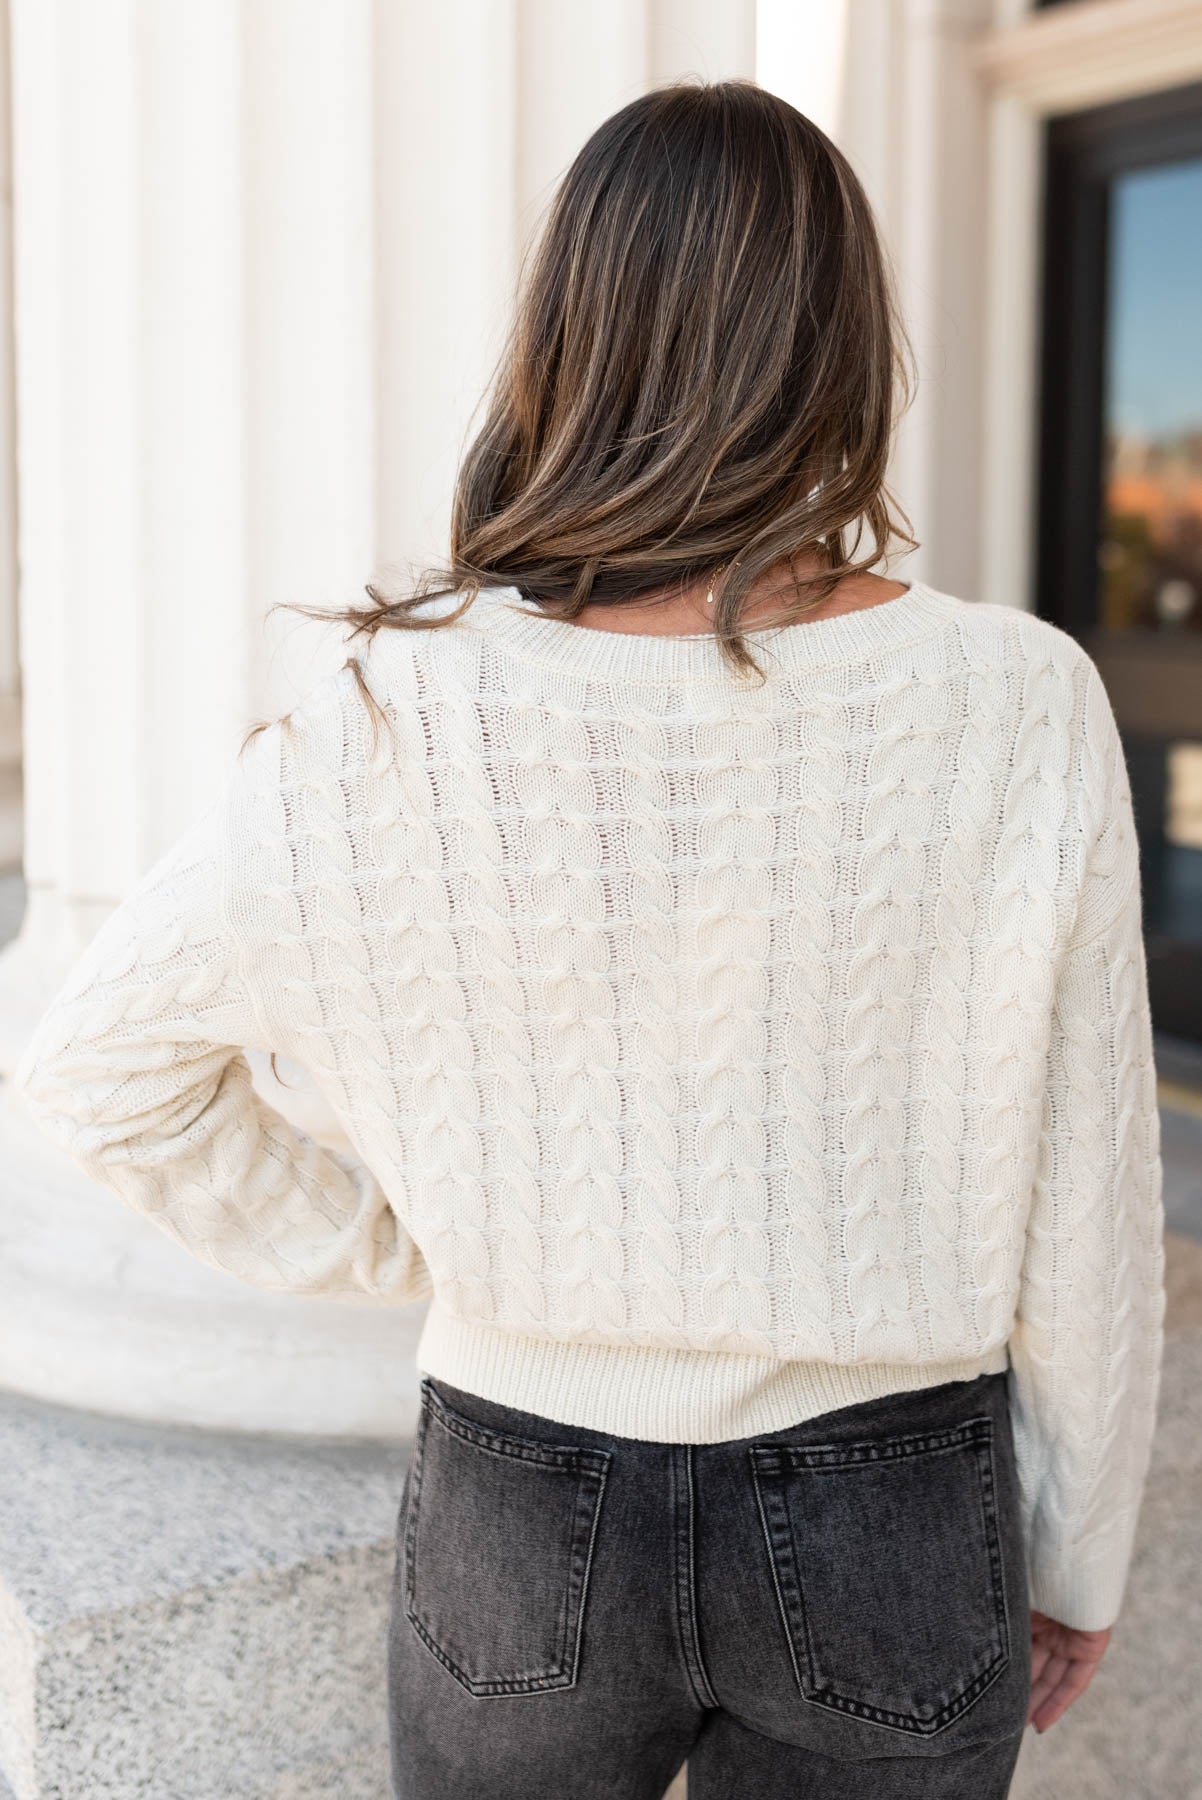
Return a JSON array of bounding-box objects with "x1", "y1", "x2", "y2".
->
[
  {"x1": 1035, "y1": 80, "x2": 1202, "y2": 637},
  {"x1": 1035, "y1": 81, "x2": 1202, "y2": 1041}
]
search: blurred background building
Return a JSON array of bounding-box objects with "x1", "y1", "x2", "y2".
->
[{"x1": 0, "y1": 2, "x2": 1198, "y2": 1796}]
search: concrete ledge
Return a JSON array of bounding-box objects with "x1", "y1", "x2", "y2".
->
[{"x1": 0, "y1": 1389, "x2": 408, "y2": 1799}]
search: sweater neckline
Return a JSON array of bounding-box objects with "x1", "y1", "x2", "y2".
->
[{"x1": 464, "y1": 578, "x2": 955, "y2": 681}]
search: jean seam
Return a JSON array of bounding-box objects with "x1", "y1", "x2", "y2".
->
[
  {"x1": 751, "y1": 1415, "x2": 996, "y2": 1473},
  {"x1": 567, "y1": 1458, "x2": 611, "y2": 1685},
  {"x1": 978, "y1": 1426, "x2": 1012, "y2": 1664},
  {"x1": 686, "y1": 1446, "x2": 721, "y2": 1709},
  {"x1": 671, "y1": 1445, "x2": 719, "y2": 1711},
  {"x1": 422, "y1": 1376, "x2": 610, "y2": 1475},
  {"x1": 750, "y1": 1450, "x2": 807, "y2": 1701}
]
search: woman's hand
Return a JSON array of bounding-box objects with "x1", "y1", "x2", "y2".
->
[{"x1": 1027, "y1": 1610, "x2": 1112, "y2": 1731}]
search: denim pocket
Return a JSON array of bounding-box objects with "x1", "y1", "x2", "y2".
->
[
  {"x1": 403, "y1": 1376, "x2": 613, "y2": 1697},
  {"x1": 749, "y1": 1414, "x2": 1010, "y2": 1737}
]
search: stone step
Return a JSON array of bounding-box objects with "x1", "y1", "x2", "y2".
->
[{"x1": 0, "y1": 1388, "x2": 409, "y2": 1799}]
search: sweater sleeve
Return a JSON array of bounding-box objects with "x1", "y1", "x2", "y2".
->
[
  {"x1": 9, "y1": 709, "x2": 434, "y2": 1308},
  {"x1": 1006, "y1": 660, "x2": 1166, "y2": 1631}
]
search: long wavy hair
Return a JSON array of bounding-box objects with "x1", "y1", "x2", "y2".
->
[{"x1": 263, "y1": 75, "x2": 917, "y2": 751}]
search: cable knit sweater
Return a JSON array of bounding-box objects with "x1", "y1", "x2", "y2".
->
[{"x1": 11, "y1": 577, "x2": 1165, "y2": 1630}]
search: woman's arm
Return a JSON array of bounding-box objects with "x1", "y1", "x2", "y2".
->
[
  {"x1": 11, "y1": 691, "x2": 433, "y2": 1308},
  {"x1": 1007, "y1": 660, "x2": 1166, "y2": 1632}
]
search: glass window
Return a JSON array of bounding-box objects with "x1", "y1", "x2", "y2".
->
[{"x1": 1100, "y1": 158, "x2": 1202, "y2": 636}]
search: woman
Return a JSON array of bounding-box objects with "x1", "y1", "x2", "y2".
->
[{"x1": 13, "y1": 79, "x2": 1164, "y2": 1800}]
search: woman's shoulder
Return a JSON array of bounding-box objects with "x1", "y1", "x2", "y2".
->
[
  {"x1": 223, "y1": 660, "x2": 374, "y2": 805},
  {"x1": 929, "y1": 585, "x2": 1099, "y2": 681}
]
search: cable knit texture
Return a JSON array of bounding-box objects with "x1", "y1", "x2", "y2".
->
[{"x1": 11, "y1": 578, "x2": 1165, "y2": 1630}]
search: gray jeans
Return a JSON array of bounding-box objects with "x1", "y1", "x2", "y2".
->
[{"x1": 387, "y1": 1368, "x2": 1031, "y2": 1798}]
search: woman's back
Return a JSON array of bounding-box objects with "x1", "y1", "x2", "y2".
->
[{"x1": 13, "y1": 571, "x2": 1164, "y2": 1636}]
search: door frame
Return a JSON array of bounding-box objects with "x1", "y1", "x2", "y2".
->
[
  {"x1": 1035, "y1": 79, "x2": 1202, "y2": 638},
  {"x1": 969, "y1": 0, "x2": 1202, "y2": 613}
]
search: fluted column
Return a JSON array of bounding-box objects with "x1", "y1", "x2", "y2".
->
[
  {"x1": 814, "y1": 0, "x2": 996, "y2": 600},
  {"x1": 0, "y1": 0, "x2": 409, "y2": 1434},
  {"x1": 0, "y1": 0, "x2": 19, "y2": 874},
  {"x1": 0, "y1": 0, "x2": 755, "y2": 1434}
]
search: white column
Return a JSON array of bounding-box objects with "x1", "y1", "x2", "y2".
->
[
  {"x1": 372, "y1": 0, "x2": 755, "y2": 582},
  {"x1": 652, "y1": 0, "x2": 756, "y2": 84},
  {"x1": 855, "y1": 0, "x2": 996, "y2": 599},
  {"x1": 0, "y1": 0, "x2": 755, "y2": 1434},
  {"x1": 0, "y1": 0, "x2": 20, "y2": 873},
  {"x1": 0, "y1": 0, "x2": 408, "y2": 1435},
  {"x1": 759, "y1": 0, "x2": 996, "y2": 599},
  {"x1": 373, "y1": 1, "x2": 521, "y2": 582},
  {"x1": 976, "y1": 86, "x2": 1043, "y2": 614}
]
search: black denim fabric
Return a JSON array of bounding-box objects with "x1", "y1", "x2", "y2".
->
[{"x1": 387, "y1": 1368, "x2": 1032, "y2": 1798}]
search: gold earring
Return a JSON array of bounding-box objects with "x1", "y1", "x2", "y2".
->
[{"x1": 705, "y1": 564, "x2": 726, "y2": 605}]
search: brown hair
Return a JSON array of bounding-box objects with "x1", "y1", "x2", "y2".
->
[{"x1": 265, "y1": 74, "x2": 917, "y2": 749}]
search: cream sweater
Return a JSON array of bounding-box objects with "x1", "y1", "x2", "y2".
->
[{"x1": 11, "y1": 578, "x2": 1165, "y2": 1630}]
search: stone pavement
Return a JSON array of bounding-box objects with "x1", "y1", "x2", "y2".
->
[{"x1": 0, "y1": 1397, "x2": 407, "y2": 1797}]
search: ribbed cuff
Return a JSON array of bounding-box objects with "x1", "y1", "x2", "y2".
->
[{"x1": 1026, "y1": 1550, "x2": 1133, "y2": 1632}]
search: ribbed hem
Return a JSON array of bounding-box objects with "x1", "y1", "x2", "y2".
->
[
  {"x1": 455, "y1": 579, "x2": 960, "y2": 684},
  {"x1": 415, "y1": 1301, "x2": 1011, "y2": 1444}
]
